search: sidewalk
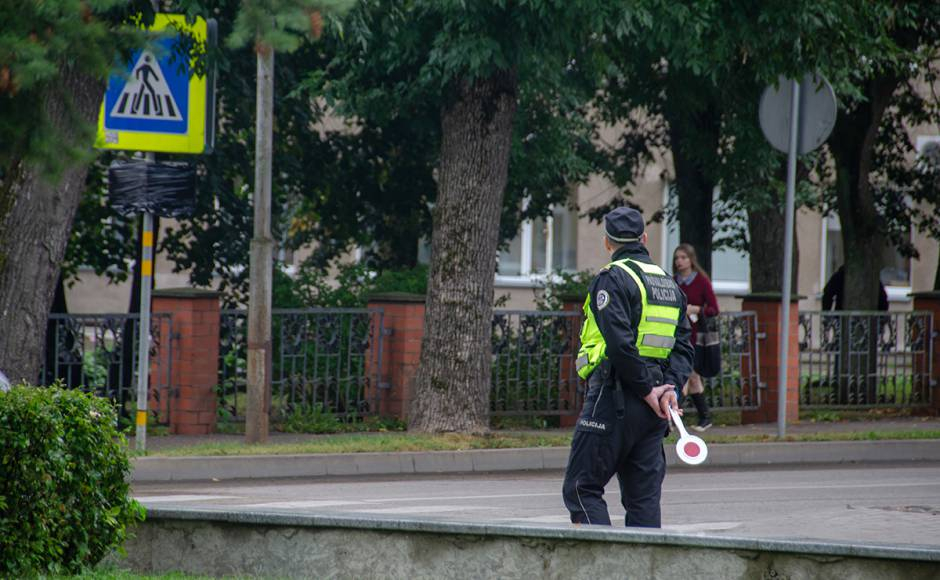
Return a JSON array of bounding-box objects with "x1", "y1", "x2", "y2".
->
[
  {"x1": 129, "y1": 416, "x2": 940, "y2": 482},
  {"x1": 129, "y1": 416, "x2": 940, "y2": 453}
]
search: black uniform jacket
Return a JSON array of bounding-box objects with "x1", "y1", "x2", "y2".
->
[{"x1": 587, "y1": 243, "x2": 695, "y2": 400}]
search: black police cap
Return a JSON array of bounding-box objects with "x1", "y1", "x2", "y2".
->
[{"x1": 604, "y1": 207, "x2": 644, "y2": 243}]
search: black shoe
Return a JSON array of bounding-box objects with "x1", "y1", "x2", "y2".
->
[{"x1": 692, "y1": 418, "x2": 712, "y2": 432}]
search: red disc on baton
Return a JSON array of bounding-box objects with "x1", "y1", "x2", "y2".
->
[{"x1": 669, "y1": 408, "x2": 708, "y2": 466}]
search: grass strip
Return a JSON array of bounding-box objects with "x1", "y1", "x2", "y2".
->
[{"x1": 144, "y1": 430, "x2": 940, "y2": 457}]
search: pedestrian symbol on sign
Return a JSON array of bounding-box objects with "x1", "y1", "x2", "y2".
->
[{"x1": 110, "y1": 51, "x2": 183, "y2": 121}]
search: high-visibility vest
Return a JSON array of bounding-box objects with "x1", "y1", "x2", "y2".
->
[{"x1": 575, "y1": 258, "x2": 682, "y2": 379}]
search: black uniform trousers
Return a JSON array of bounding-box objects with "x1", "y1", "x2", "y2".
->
[{"x1": 562, "y1": 362, "x2": 668, "y2": 527}]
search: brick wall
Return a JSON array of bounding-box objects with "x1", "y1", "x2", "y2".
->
[
  {"x1": 152, "y1": 289, "x2": 220, "y2": 434},
  {"x1": 912, "y1": 292, "x2": 940, "y2": 415},
  {"x1": 740, "y1": 295, "x2": 800, "y2": 425},
  {"x1": 367, "y1": 293, "x2": 426, "y2": 422}
]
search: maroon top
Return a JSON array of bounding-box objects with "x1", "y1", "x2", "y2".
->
[{"x1": 674, "y1": 272, "x2": 719, "y2": 345}]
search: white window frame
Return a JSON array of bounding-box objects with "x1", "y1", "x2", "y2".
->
[
  {"x1": 496, "y1": 202, "x2": 573, "y2": 288},
  {"x1": 659, "y1": 184, "x2": 750, "y2": 295}
]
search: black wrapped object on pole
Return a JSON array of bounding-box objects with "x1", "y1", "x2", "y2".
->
[{"x1": 108, "y1": 159, "x2": 197, "y2": 218}]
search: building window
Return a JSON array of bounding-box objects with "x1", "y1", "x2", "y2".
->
[
  {"x1": 661, "y1": 185, "x2": 750, "y2": 294},
  {"x1": 496, "y1": 203, "x2": 579, "y2": 282},
  {"x1": 417, "y1": 202, "x2": 578, "y2": 285}
]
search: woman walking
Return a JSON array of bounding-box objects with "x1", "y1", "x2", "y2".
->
[{"x1": 673, "y1": 244, "x2": 718, "y2": 431}]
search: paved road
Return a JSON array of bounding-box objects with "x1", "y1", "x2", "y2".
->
[{"x1": 134, "y1": 463, "x2": 940, "y2": 547}]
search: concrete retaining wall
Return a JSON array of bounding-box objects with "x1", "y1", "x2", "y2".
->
[{"x1": 118, "y1": 509, "x2": 940, "y2": 579}]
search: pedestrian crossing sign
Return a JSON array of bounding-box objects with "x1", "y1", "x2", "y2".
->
[{"x1": 96, "y1": 14, "x2": 214, "y2": 154}]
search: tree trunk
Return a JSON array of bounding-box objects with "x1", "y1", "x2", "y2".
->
[
  {"x1": 748, "y1": 160, "x2": 800, "y2": 294},
  {"x1": 828, "y1": 77, "x2": 898, "y2": 404},
  {"x1": 665, "y1": 87, "x2": 720, "y2": 275},
  {"x1": 747, "y1": 206, "x2": 799, "y2": 294},
  {"x1": 409, "y1": 71, "x2": 517, "y2": 433},
  {"x1": 828, "y1": 77, "x2": 897, "y2": 311},
  {"x1": 0, "y1": 65, "x2": 102, "y2": 384}
]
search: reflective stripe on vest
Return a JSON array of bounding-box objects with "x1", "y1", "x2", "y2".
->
[{"x1": 576, "y1": 258, "x2": 682, "y2": 379}]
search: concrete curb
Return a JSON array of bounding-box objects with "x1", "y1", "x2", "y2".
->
[
  {"x1": 141, "y1": 507, "x2": 940, "y2": 563},
  {"x1": 131, "y1": 439, "x2": 940, "y2": 482}
]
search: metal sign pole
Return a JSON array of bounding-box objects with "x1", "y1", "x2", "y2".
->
[
  {"x1": 135, "y1": 152, "x2": 156, "y2": 452},
  {"x1": 777, "y1": 80, "x2": 801, "y2": 438}
]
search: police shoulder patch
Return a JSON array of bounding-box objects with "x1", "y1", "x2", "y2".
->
[{"x1": 596, "y1": 289, "x2": 611, "y2": 310}]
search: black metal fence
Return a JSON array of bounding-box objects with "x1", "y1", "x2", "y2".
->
[
  {"x1": 41, "y1": 313, "x2": 175, "y2": 425},
  {"x1": 218, "y1": 308, "x2": 385, "y2": 422},
  {"x1": 490, "y1": 310, "x2": 582, "y2": 417},
  {"x1": 798, "y1": 311, "x2": 935, "y2": 408},
  {"x1": 701, "y1": 312, "x2": 762, "y2": 411}
]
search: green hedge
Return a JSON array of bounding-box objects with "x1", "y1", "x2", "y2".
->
[{"x1": 0, "y1": 385, "x2": 144, "y2": 575}]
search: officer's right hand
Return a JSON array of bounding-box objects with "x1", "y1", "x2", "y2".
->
[{"x1": 643, "y1": 385, "x2": 672, "y2": 419}]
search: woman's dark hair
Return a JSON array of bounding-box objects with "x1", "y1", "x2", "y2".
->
[{"x1": 673, "y1": 243, "x2": 709, "y2": 280}]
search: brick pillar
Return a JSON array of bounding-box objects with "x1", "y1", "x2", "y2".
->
[
  {"x1": 366, "y1": 293, "x2": 426, "y2": 422},
  {"x1": 911, "y1": 292, "x2": 940, "y2": 415},
  {"x1": 740, "y1": 294, "x2": 800, "y2": 425},
  {"x1": 560, "y1": 294, "x2": 585, "y2": 427},
  {"x1": 152, "y1": 289, "x2": 220, "y2": 435}
]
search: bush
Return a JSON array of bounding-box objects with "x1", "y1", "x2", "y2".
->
[
  {"x1": 0, "y1": 385, "x2": 144, "y2": 576},
  {"x1": 274, "y1": 261, "x2": 429, "y2": 308},
  {"x1": 533, "y1": 269, "x2": 594, "y2": 311}
]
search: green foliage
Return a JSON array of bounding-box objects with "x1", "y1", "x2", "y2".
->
[
  {"x1": 278, "y1": 402, "x2": 342, "y2": 433},
  {"x1": 491, "y1": 415, "x2": 558, "y2": 430},
  {"x1": 0, "y1": 385, "x2": 145, "y2": 576},
  {"x1": 370, "y1": 264, "x2": 429, "y2": 296},
  {"x1": 323, "y1": 0, "x2": 611, "y2": 247},
  {"x1": 274, "y1": 261, "x2": 428, "y2": 308},
  {"x1": 74, "y1": 0, "x2": 609, "y2": 306},
  {"x1": 0, "y1": 1, "x2": 153, "y2": 173},
  {"x1": 63, "y1": 157, "x2": 137, "y2": 286},
  {"x1": 533, "y1": 269, "x2": 594, "y2": 311},
  {"x1": 278, "y1": 403, "x2": 406, "y2": 434},
  {"x1": 227, "y1": 0, "x2": 352, "y2": 52}
]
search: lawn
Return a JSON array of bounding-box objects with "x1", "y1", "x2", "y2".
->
[{"x1": 144, "y1": 429, "x2": 940, "y2": 457}]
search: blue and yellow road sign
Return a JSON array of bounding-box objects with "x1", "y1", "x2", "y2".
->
[{"x1": 95, "y1": 14, "x2": 214, "y2": 154}]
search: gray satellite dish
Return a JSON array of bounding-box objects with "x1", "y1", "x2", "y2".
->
[{"x1": 759, "y1": 73, "x2": 837, "y2": 155}]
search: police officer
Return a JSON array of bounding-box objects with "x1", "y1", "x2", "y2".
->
[{"x1": 562, "y1": 207, "x2": 694, "y2": 527}]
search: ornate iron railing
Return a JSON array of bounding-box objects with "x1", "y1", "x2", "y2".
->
[
  {"x1": 701, "y1": 312, "x2": 762, "y2": 411},
  {"x1": 490, "y1": 310, "x2": 582, "y2": 417},
  {"x1": 218, "y1": 308, "x2": 384, "y2": 422},
  {"x1": 798, "y1": 311, "x2": 934, "y2": 408},
  {"x1": 41, "y1": 313, "x2": 175, "y2": 425}
]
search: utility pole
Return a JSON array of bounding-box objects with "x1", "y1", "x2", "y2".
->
[{"x1": 245, "y1": 41, "x2": 274, "y2": 444}]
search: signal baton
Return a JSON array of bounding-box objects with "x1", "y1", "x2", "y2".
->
[{"x1": 669, "y1": 407, "x2": 708, "y2": 465}]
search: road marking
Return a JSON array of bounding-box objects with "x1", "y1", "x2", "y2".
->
[
  {"x1": 238, "y1": 500, "x2": 364, "y2": 509},
  {"x1": 352, "y1": 505, "x2": 494, "y2": 515},
  {"x1": 136, "y1": 495, "x2": 236, "y2": 503},
  {"x1": 663, "y1": 521, "x2": 742, "y2": 533},
  {"x1": 360, "y1": 492, "x2": 560, "y2": 503},
  {"x1": 333, "y1": 480, "x2": 940, "y2": 505},
  {"x1": 664, "y1": 481, "x2": 940, "y2": 494},
  {"x1": 508, "y1": 515, "x2": 572, "y2": 524},
  {"x1": 134, "y1": 481, "x2": 940, "y2": 511}
]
